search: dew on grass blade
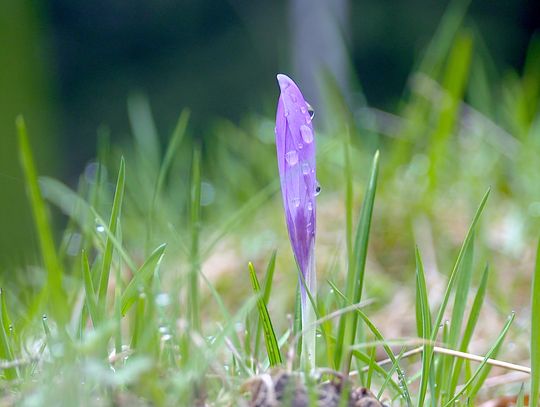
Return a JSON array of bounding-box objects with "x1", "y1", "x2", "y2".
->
[{"x1": 155, "y1": 293, "x2": 170, "y2": 307}]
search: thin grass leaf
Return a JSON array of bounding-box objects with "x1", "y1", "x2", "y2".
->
[
  {"x1": 189, "y1": 145, "x2": 202, "y2": 332},
  {"x1": 148, "y1": 109, "x2": 190, "y2": 246},
  {"x1": 366, "y1": 345, "x2": 376, "y2": 390},
  {"x1": 130, "y1": 293, "x2": 146, "y2": 350},
  {"x1": 336, "y1": 150, "x2": 379, "y2": 371},
  {"x1": 444, "y1": 312, "x2": 515, "y2": 406},
  {"x1": 332, "y1": 284, "x2": 411, "y2": 404},
  {"x1": 431, "y1": 188, "x2": 490, "y2": 343},
  {"x1": 16, "y1": 116, "x2": 66, "y2": 321},
  {"x1": 440, "y1": 232, "x2": 475, "y2": 398},
  {"x1": 530, "y1": 237, "x2": 540, "y2": 407},
  {"x1": 82, "y1": 251, "x2": 99, "y2": 325},
  {"x1": 121, "y1": 243, "x2": 166, "y2": 315},
  {"x1": 449, "y1": 264, "x2": 489, "y2": 395},
  {"x1": 516, "y1": 384, "x2": 525, "y2": 407},
  {"x1": 377, "y1": 346, "x2": 407, "y2": 399},
  {"x1": 0, "y1": 289, "x2": 16, "y2": 379},
  {"x1": 415, "y1": 247, "x2": 433, "y2": 407},
  {"x1": 254, "y1": 250, "x2": 277, "y2": 361},
  {"x1": 248, "y1": 262, "x2": 282, "y2": 367},
  {"x1": 98, "y1": 157, "x2": 126, "y2": 303}
]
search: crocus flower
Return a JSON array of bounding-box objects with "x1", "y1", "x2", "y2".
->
[{"x1": 275, "y1": 73, "x2": 317, "y2": 365}]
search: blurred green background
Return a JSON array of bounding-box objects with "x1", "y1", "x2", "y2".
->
[{"x1": 0, "y1": 0, "x2": 538, "y2": 267}]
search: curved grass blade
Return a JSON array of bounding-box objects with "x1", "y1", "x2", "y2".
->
[
  {"x1": 332, "y1": 283, "x2": 411, "y2": 404},
  {"x1": 415, "y1": 247, "x2": 433, "y2": 407},
  {"x1": 248, "y1": 262, "x2": 282, "y2": 367},
  {"x1": 336, "y1": 150, "x2": 380, "y2": 371},
  {"x1": 254, "y1": 250, "x2": 277, "y2": 361},
  {"x1": 121, "y1": 243, "x2": 166, "y2": 316},
  {"x1": 16, "y1": 116, "x2": 65, "y2": 320},
  {"x1": 98, "y1": 157, "x2": 126, "y2": 304},
  {"x1": 189, "y1": 145, "x2": 201, "y2": 332},
  {"x1": 530, "y1": 238, "x2": 540, "y2": 407},
  {"x1": 448, "y1": 264, "x2": 489, "y2": 396},
  {"x1": 148, "y1": 109, "x2": 190, "y2": 246},
  {"x1": 0, "y1": 289, "x2": 16, "y2": 379},
  {"x1": 443, "y1": 312, "x2": 515, "y2": 406},
  {"x1": 352, "y1": 350, "x2": 403, "y2": 395},
  {"x1": 82, "y1": 251, "x2": 99, "y2": 325},
  {"x1": 431, "y1": 188, "x2": 490, "y2": 343}
]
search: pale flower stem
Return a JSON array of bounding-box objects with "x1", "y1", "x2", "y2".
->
[{"x1": 301, "y1": 259, "x2": 317, "y2": 370}]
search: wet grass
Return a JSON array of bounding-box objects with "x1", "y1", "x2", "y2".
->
[{"x1": 1, "y1": 1, "x2": 540, "y2": 405}]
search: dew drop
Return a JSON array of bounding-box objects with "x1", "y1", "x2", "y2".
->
[
  {"x1": 300, "y1": 106, "x2": 307, "y2": 114},
  {"x1": 155, "y1": 293, "x2": 171, "y2": 307},
  {"x1": 306, "y1": 102, "x2": 314, "y2": 118},
  {"x1": 314, "y1": 182, "x2": 321, "y2": 196},
  {"x1": 301, "y1": 162, "x2": 310, "y2": 175},
  {"x1": 297, "y1": 142, "x2": 303, "y2": 149},
  {"x1": 300, "y1": 125, "x2": 313, "y2": 143},
  {"x1": 285, "y1": 150, "x2": 298, "y2": 166},
  {"x1": 284, "y1": 109, "x2": 290, "y2": 117},
  {"x1": 292, "y1": 197, "x2": 300, "y2": 207},
  {"x1": 307, "y1": 202, "x2": 313, "y2": 211},
  {"x1": 290, "y1": 93, "x2": 298, "y2": 103}
]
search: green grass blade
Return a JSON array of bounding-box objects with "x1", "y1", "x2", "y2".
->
[
  {"x1": 148, "y1": 109, "x2": 190, "y2": 245},
  {"x1": 344, "y1": 136, "x2": 354, "y2": 265},
  {"x1": 351, "y1": 350, "x2": 403, "y2": 395},
  {"x1": 16, "y1": 116, "x2": 65, "y2": 320},
  {"x1": 440, "y1": 232, "x2": 475, "y2": 397},
  {"x1": 189, "y1": 145, "x2": 202, "y2": 332},
  {"x1": 377, "y1": 347, "x2": 407, "y2": 399},
  {"x1": 121, "y1": 243, "x2": 167, "y2": 315},
  {"x1": 431, "y1": 188, "x2": 490, "y2": 343},
  {"x1": 449, "y1": 264, "x2": 489, "y2": 395},
  {"x1": 127, "y1": 93, "x2": 161, "y2": 172},
  {"x1": 0, "y1": 289, "x2": 16, "y2": 379},
  {"x1": 82, "y1": 251, "x2": 99, "y2": 325},
  {"x1": 443, "y1": 312, "x2": 515, "y2": 406},
  {"x1": 332, "y1": 284, "x2": 410, "y2": 403},
  {"x1": 336, "y1": 150, "x2": 379, "y2": 371},
  {"x1": 98, "y1": 157, "x2": 126, "y2": 304},
  {"x1": 248, "y1": 262, "x2": 282, "y2": 367},
  {"x1": 530, "y1": 238, "x2": 540, "y2": 407},
  {"x1": 516, "y1": 384, "x2": 525, "y2": 407},
  {"x1": 130, "y1": 293, "x2": 146, "y2": 350},
  {"x1": 428, "y1": 30, "x2": 473, "y2": 189},
  {"x1": 254, "y1": 250, "x2": 277, "y2": 361},
  {"x1": 415, "y1": 247, "x2": 433, "y2": 407}
]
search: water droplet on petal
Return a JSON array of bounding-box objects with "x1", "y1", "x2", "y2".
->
[
  {"x1": 307, "y1": 202, "x2": 313, "y2": 211},
  {"x1": 285, "y1": 150, "x2": 298, "y2": 166},
  {"x1": 300, "y1": 125, "x2": 313, "y2": 143},
  {"x1": 301, "y1": 162, "x2": 310, "y2": 175},
  {"x1": 300, "y1": 106, "x2": 307, "y2": 114},
  {"x1": 284, "y1": 109, "x2": 290, "y2": 117},
  {"x1": 297, "y1": 142, "x2": 303, "y2": 149},
  {"x1": 306, "y1": 102, "x2": 315, "y2": 119},
  {"x1": 292, "y1": 197, "x2": 300, "y2": 207},
  {"x1": 314, "y1": 182, "x2": 321, "y2": 196},
  {"x1": 290, "y1": 93, "x2": 298, "y2": 103}
]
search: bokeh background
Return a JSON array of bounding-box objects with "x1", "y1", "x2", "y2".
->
[{"x1": 0, "y1": 0, "x2": 538, "y2": 267}]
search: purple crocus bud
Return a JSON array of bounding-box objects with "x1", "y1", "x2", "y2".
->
[{"x1": 275, "y1": 73, "x2": 317, "y2": 365}]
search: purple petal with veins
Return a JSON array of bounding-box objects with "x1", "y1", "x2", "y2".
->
[{"x1": 275, "y1": 74, "x2": 317, "y2": 302}]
